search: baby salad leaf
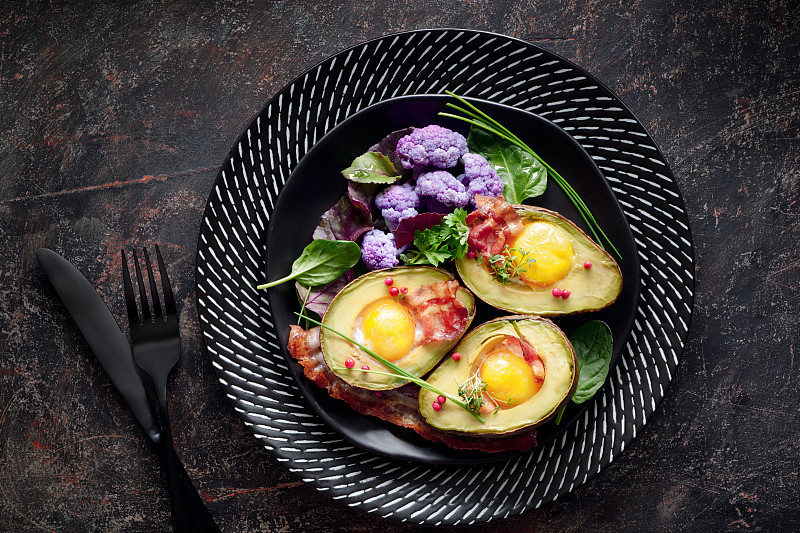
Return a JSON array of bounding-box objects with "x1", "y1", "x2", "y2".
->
[
  {"x1": 569, "y1": 320, "x2": 613, "y2": 404},
  {"x1": 467, "y1": 127, "x2": 547, "y2": 204},
  {"x1": 341, "y1": 152, "x2": 401, "y2": 184},
  {"x1": 369, "y1": 127, "x2": 413, "y2": 172},
  {"x1": 295, "y1": 276, "x2": 349, "y2": 317},
  {"x1": 393, "y1": 212, "x2": 445, "y2": 248},
  {"x1": 257, "y1": 239, "x2": 361, "y2": 290},
  {"x1": 314, "y1": 195, "x2": 373, "y2": 243}
]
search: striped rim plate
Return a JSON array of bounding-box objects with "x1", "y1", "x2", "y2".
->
[{"x1": 195, "y1": 29, "x2": 695, "y2": 525}]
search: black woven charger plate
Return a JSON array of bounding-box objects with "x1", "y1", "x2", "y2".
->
[{"x1": 196, "y1": 29, "x2": 695, "y2": 525}]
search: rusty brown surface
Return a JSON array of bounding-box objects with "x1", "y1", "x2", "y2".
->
[{"x1": 1, "y1": 1, "x2": 798, "y2": 531}]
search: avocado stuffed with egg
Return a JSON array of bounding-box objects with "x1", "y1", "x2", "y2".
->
[
  {"x1": 321, "y1": 266, "x2": 475, "y2": 390},
  {"x1": 456, "y1": 196, "x2": 623, "y2": 316},
  {"x1": 420, "y1": 316, "x2": 578, "y2": 434}
]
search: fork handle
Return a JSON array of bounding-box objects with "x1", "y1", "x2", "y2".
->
[{"x1": 155, "y1": 380, "x2": 194, "y2": 532}]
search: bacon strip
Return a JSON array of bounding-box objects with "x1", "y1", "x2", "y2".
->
[
  {"x1": 466, "y1": 195, "x2": 524, "y2": 259},
  {"x1": 287, "y1": 325, "x2": 537, "y2": 453},
  {"x1": 401, "y1": 280, "x2": 469, "y2": 342},
  {"x1": 499, "y1": 335, "x2": 545, "y2": 383}
]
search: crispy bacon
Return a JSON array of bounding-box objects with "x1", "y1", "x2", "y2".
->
[
  {"x1": 287, "y1": 325, "x2": 537, "y2": 453},
  {"x1": 401, "y1": 280, "x2": 469, "y2": 342},
  {"x1": 466, "y1": 195, "x2": 524, "y2": 259},
  {"x1": 499, "y1": 335, "x2": 545, "y2": 383}
]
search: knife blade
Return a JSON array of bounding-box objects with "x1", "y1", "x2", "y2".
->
[{"x1": 36, "y1": 248, "x2": 220, "y2": 532}]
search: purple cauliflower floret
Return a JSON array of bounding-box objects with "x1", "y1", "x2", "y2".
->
[
  {"x1": 361, "y1": 229, "x2": 399, "y2": 270},
  {"x1": 374, "y1": 183, "x2": 421, "y2": 230},
  {"x1": 396, "y1": 125, "x2": 468, "y2": 170},
  {"x1": 461, "y1": 153, "x2": 504, "y2": 206},
  {"x1": 415, "y1": 170, "x2": 470, "y2": 213}
]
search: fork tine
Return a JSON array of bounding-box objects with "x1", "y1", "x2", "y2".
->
[
  {"x1": 121, "y1": 250, "x2": 139, "y2": 324},
  {"x1": 132, "y1": 249, "x2": 152, "y2": 322},
  {"x1": 143, "y1": 248, "x2": 163, "y2": 320},
  {"x1": 155, "y1": 245, "x2": 176, "y2": 317}
]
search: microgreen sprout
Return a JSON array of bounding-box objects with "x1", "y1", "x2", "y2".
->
[
  {"x1": 456, "y1": 373, "x2": 488, "y2": 416},
  {"x1": 487, "y1": 245, "x2": 534, "y2": 285},
  {"x1": 297, "y1": 311, "x2": 485, "y2": 423}
]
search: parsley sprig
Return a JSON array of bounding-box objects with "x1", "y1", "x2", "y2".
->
[{"x1": 400, "y1": 208, "x2": 469, "y2": 266}]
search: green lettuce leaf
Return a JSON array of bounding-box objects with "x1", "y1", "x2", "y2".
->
[{"x1": 341, "y1": 152, "x2": 401, "y2": 184}]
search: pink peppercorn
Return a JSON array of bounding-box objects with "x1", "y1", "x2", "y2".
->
[
  {"x1": 400, "y1": 286, "x2": 408, "y2": 294},
  {"x1": 345, "y1": 358, "x2": 355, "y2": 369},
  {"x1": 361, "y1": 365, "x2": 370, "y2": 371},
  {"x1": 384, "y1": 277, "x2": 394, "y2": 286},
  {"x1": 389, "y1": 287, "x2": 399, "y2": 297},
  {"x1": 584, "y1": 261, "x2": 592, "y2": 269},
  {"x1": 552, "y1": 287, "x2": 562, "y2": 298},
  {"x1": 432, "y1": 401, "x2": 442, "y2": 412},
  {"x1": 561, "y1": 290, "x2": 571, "y2": 299},
  {"x1": 374, "y1": 391, "x2": 384, "y2": 398},
  {"x1": 452, "y1": 352, "x2": 462, "y2": 361},
  {"x1": 437, "y1": 395, "x2": 446, "y2": 404},
  {"x1": 467, "y1": 250, "x2": 476, "y2": 259}
]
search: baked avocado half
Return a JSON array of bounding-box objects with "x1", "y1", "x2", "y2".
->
[
  {"x1": 321, "y1": 266, "x2": 475, "y2": 390},
  {"x1": 419, "y1": 316, "x2": 578, "y2": 435},
  {"x1": 455, "y1": 205, "x2": 622, "y2": 316}
]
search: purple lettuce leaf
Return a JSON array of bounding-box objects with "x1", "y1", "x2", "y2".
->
[
  {"x1": 348, "y1": 181, "x2": 379, "y2": 220},
  {"x1": 313, "y1": 194, "x2": 373, "y2": 243},
  {"x1": 296, "y1": 276, "x2": 348, "y2": 317},
  {"x1": 369, "y1": 127, "x2": 414, "y2": 173},
  {"x1": 392, "y1": 211, "x2": 445, "y2": 248}
]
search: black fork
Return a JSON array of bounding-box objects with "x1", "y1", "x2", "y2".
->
[{"x1": 121, "y1": 246, "x2": 195, "y2": 532}]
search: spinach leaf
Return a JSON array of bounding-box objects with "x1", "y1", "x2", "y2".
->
[
  {"x1": 341, "y1": 152, "x2": 401, "y2": 184},
  {"x1": 257, "y1": 239, "x2": 361, "y2": 290},
  {"x1": 569, "y1": 320, "x2": 613, "y2": 404},
  {"x1": 467, "y1": 126, "x2": 547, "y2": 204}
]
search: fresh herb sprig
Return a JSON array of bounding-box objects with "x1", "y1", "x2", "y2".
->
[
  {"x1": 487, "y1": 245, "x2": 534, "y2": 285},
  {"x1": 456, "y1": 374, "x2": 488, "y2": 415},
  {"x1": 440, "y1": 91, "x2": 621, "y2": 258},
  {"x1": 400, "y1": 208, "x2": 470, "y2": 266},
  {"x1": 296, "y1": 311, "x2": 485, "y2": 423}
]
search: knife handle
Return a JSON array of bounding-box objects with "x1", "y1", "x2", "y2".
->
[
  {"x1": 175, "y1": 457, "x2": 221, "y2": 532},
  {"x1": 152, "y1": 439, "x2": 221, "y2": 532}
]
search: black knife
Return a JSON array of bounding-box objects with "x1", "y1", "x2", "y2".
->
[{"x1": 36, "y1": 248, "x2": 220, "y2": 532}]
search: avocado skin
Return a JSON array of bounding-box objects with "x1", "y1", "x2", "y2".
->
[
  {"x1": 455, "y1": 206, "x2": 623, "y2": 316},
  {"x1": 420, "y1": 315, "x2": 578, "y2": 435},
  {"x1": 321, "y1": 266, "x2": 476, "y2": 390}
]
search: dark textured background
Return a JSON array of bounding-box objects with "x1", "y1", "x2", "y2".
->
[{"x1": 1, "y1": 1, "x2": 798, "y2": 531}]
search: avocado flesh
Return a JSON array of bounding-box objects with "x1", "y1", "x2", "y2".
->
[
  {"x1": 420, "y1": 316, "x2": 578, "y2": 434},
  {"x1": 455, "y1": 206, "x2": 623, "y2": 316},
  {"x1": 321, "y1": 266, "x2": 475, "y2": 390}
]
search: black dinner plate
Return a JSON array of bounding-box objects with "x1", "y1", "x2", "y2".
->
[
  {"x1": 265, "y1": 95, "x2": 641, "y2": 465},
  {"x1": 195, "y1": 29, "x2": 694, "y2": 526}
]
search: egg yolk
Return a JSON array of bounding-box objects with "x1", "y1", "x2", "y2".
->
[
  {"x1": 480, "y1": 350, "x2": 540, "y2": 406},
  {"x1": 359, "y1": 298, "x2": 416, "y2": 361},
  {"x1": 509, "y1": 221, "x2": 574, "y2": 287}
]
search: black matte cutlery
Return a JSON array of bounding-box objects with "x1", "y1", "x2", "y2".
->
[{"x1": 36, "y1": 248, "x2": 220, "y2": 532}]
